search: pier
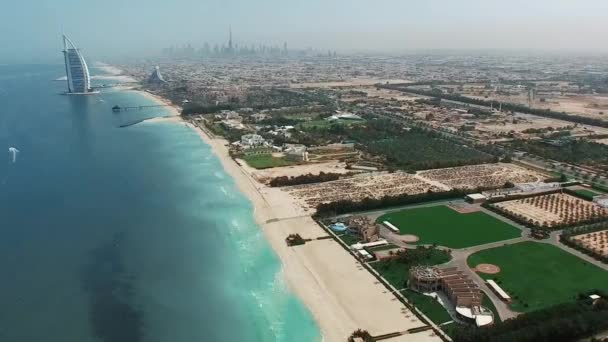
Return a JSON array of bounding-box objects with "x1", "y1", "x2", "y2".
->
[{"x1": 112, "y1": 104, "x2": 171, "y2": 113}]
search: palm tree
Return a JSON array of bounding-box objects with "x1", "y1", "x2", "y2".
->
[{"x1": 348, "y1": 329, "x2": 373, "y2": 342}]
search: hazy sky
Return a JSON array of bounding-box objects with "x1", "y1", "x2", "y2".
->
[{"x1": 2, "y1": 0, "x2": 608, "y2": 62}]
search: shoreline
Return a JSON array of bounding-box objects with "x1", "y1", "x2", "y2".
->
[{"x1": 128, "y1": 79, "x2": 440, "y2": 342}]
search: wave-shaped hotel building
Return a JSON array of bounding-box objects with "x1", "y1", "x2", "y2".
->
[{"x1": 62, "y1": 35, "x2": 94, "y2": 94}]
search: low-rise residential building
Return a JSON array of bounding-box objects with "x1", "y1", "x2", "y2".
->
[
  {"x1": 284, "y1": 144, "x2": 309, "y2": 162},
  {"x1": 241, "y1": 134, "x2": 267, "y2": 148},
  {"x1": 347, "y1": 216, "x2": 380, "y2": 242}
]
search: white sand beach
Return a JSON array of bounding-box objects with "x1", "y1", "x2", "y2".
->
[
  {"x1": 185, "y1": 124, "x2": 442, "y2": 342},
  {"x1": 135, "y1": 78, "x2": 441, "y2": 342}
]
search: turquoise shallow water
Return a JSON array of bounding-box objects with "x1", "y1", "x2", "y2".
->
[{"x1": 0, "y1": 64, "x2": 320, "y2": 341}]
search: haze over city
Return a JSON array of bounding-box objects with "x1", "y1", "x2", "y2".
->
[
  {"x1": 2, "y1": 0, "x2": 608, "y2": 63},
  {"x1": 2, "y1": 1, "x2": 608, "y2": 342}
]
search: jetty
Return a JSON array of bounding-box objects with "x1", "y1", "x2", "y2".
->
[{"x1": 112, "y1": 104, "x2": 171, "y2": 113}]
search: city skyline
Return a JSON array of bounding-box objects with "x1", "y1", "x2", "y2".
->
[{"x1": 2, "y1": 0, "x2": 608, "y2": 63}]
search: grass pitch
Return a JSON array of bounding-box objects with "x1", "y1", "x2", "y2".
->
[
  {"x1": 573, "y1": 189, "x2": 603, "y2": 200},
  {"x1": 468, "y1": 241, "x2": 608, "y2": 313},
  {"x1": 242, "y1": 154, "x2": 296, "y2": 169},
  {"x1": 378, "y1": 205, "x2": 521, "y2": 249},
  {"x1": 371, "y1": 249, "x2": 452, "y2": 324}
]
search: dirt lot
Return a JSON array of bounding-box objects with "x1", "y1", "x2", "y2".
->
[
  {"x1": 285, "y1": 163, "x2": 547, "y2": 209},
  {"x1": 467, "y1": 91, "x2": 608, "y2": 121},
  {"x1": 286, "y1": 171, "x2": 442, "y2": 208},
  {"x1": 247, "y1": 160, "x2": 354, "y2": 183},
  {"x1": 417, "y1": 163, "x2": 547, "y2": 190}
]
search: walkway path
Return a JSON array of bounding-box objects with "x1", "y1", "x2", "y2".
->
[{"x1": 446, "y1": 236, "x2": 528, "y2": 321}]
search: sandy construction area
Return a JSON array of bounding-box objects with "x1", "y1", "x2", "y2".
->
[
  {"x1": 285, "y1": 163, "x2": 547, "y2": 210},
  {"x1": 418, "y1": 163, "x2": 547, "y2": 190},
  {"x1": 466, "y1": 91, "x2": 608, "y2": 121},
  {"x1": 248, "y1": 161, "x2": 353, "y2": 184},
  {"x1": 534, "y1": 95, "x2": 608, "y2": 120},
  {"x1": 286, "y1": 172, "x2": 443, "y2": 209},
  {"x1": 476, "y1": 115, "x2": 575, "y2": 134}
]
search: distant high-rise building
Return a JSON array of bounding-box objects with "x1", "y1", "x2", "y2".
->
[
  {"x1": 62, "y1": 35, "x2": 92, "y2": 94},
  {"x1": 528, "y1": 88, "x2": 536, "y2": 107},
  {"x1": 148, "y1": 66, "x2": 167, "y2": 84},
  {"x1": 228, "y1": 25, "x2": 233, "y2": 52}
]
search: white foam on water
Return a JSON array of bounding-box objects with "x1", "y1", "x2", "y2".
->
[{"x1": 247, "y1": 268, "x2": 289, "y2": 341}]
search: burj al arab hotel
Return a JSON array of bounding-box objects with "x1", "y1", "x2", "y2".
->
[{"x1": 62, "y1": 35, "x2": 96, "y2": 94}]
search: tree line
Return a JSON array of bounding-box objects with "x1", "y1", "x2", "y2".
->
[
  {"x1": 182, "y1": 103, "x2": 238, "y2": 115},
  {"x1": 314, "y1": 188, "x2": 481, "y2": 217},
  {"x1": 452, "y1": 298, "x2": 608, "y2": 342},
  {"x1": 268, "y1": 172, "x2": 345, "y2": 187},
  {"x1": 347, "y1": 119, "x2": 496, "y2": 171},
  {"x1": 561, "y1": 221, "x2": 608, "y2": 264},
  {"x1": 509, "y1": 139, "x2": 608, "y2": 171}
]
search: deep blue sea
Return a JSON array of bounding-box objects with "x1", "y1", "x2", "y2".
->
[{"x1": 0, "y1": 64, "x2": 320, "y2": 341}]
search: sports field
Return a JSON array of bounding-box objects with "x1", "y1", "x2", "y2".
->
[
  {"x1": 242, "y1": 154, "x2": 296, "y2": 169},
  {"x1": 573, "y1": 189, "x2": 603, "y2": 200},
  {"x1": 377, "y1": 205, "x2": 521, "y2": 249},
  {"x1": 468, "y1": 241, "x2": 608, "y2": 313}
]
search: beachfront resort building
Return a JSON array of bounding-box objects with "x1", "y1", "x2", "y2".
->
[
  {"x1": 148, "y1": 66, "x2": 167, "y2": 84},
  {"x1": 284, "y1": 144, "x2": 309, "y2": 162},
  {"x1": 347, "y1": 216, "x2": 380, "y2": 242},
  {"x1": 409, "y1": 266, "x2": 493, "y2": 327},
  {"x1": 240, "y1": 134, "x2": 267, "y2": 148},
  {"x1": 62, "y1": 35, "x2": 93, "y2": 94}
]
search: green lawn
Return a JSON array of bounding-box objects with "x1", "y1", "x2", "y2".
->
[
  {"x1": 440, "y1": 322, "x2": 458, "y2": 339},
  {"x1": 371, "y1": 249, "x2": 451, "y2": 289},
  {"x1": 402, "y1": 289, "x2": 453, "y2": 324},
  {"x1": 371, "y1": 260, "x2": 410, "y2": 289},
  {"x1": 367, "y1": 244, "x2": 400, "y2": 252},
  {"x1": 336, "y1": 233, "x2": 360, "y2": 247},
  {"x1": 242, "y1": 154, "x2": 296, "y2": 169},
  {"x1": 468, "y1": 241, "x2": 608, "y2": 313},
  {"x1": 573, "y1": 189, "x2": 602, "y2": 200},
  {"x1": 378, "y1": 206, "x2": 522, "y2": 249}
]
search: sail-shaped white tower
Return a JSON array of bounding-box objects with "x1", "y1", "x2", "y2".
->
[
  {"x1": 148, "y1": 66, "x2": 167, "y2": 84},
  {"x1": 62, "y1": 35, "x2": 92, "y2": 94}
]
